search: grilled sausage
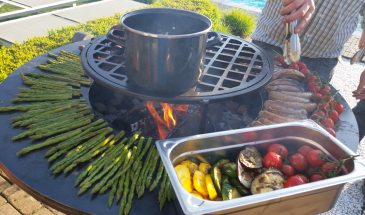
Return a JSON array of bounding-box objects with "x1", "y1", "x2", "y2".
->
[
  {"x1": 269, "y1": 91, "x2": 311, "y2": 103},
  {"x1": 257, "y1": 117, "x2": 277, "y2": 125},
  {"x1": 272, "y1": 69, "x2": 306, "y2": 82},
  {"x1": 264, "y1": 107, "x2": 307, "y2": 120},
  {"x1": 273, "y1": 100, "x2": 317, "y2": 113},
  {"x1": 268, "y1": 79, "x2": 301, "y2": 87},
  {"x1": 251, "y1": 121, "x2": 264, "y2": 127},
  {"x1": 264, "y1": 100, "x2": 308, "y2": 115},
  {"x1": 265, "y1": 84, "x2": 304, "y2": 92},
  {"x1": 278, "y1": 91, "x2": 313, "y2": 99},
  {"x1": 259, "y1": 111, "x2": 299, "y2": 123}
]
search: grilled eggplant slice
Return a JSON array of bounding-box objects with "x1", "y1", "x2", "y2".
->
[
  {"x1": 222, "y1": 162, "x2": 237, "y2": 178},
  {"x1": 237, "y1": 159, "x2": 261, "y2": 189},
  {"x1": 239, "y1": 146, "x2": 263, "y2": 168},
  {"x1": 222, "y1": 182, "x2": 242, "y2": 201},
  {"x1": 229, "y1": 177, "x2": 250, "y2": 196},
  {"x1": 250, "y1": 168, "x2": 286, "y2": 195}
]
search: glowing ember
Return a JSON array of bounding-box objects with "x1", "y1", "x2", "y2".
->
[{"x1": 147, "y1": 101, "x2": 189, "y2": 139}]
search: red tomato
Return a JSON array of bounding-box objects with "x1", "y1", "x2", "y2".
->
[
  {"x1": 289, "y1": 63, "x2": 299, "y2": 70},
  {"x1": 321, "y1": 85, "x2": 331, "y2": 91},
  {"x1": 284, "y1": 176, "x2": 306, "y2": 188},
  {"x1": 289, "y1": 153, "x2": 308, "y2": 172},
  {"x1": 298, "y1": 62, "x2": 307, "y2": 70},
  {"x1": 307, "y1": 75, "x2": 318, "y2": 83},
  {"x1": 280, "y1": 165, "x2": 295, "y2": 177},
  {"x1": 258, "y1": 131, "x2": 274, "y2": 150},
  {"x1": 306, "y1": 150, "x2": 325, "y2": 166},
  {"x1": 320, "y1": 118, "x2": 334, "y2": 129},
  {"x1": 323, "y1": 97, "x2": 335, "y2": 105},
  {"x1": 325, "y1": 127, "x2": 336, "y2": 137},
  {"x1": 296, "y1": 174, "x2": 309, "y2": 183},
  {"x1": 310, "y1": 173, "x2": 326, "y2": 182},
  {"x1": 273, "y1": 56, "x2": 277, "y2": 61},
  {"x1": 263, "y1": 152, "x2": 282, "y2": 168},
  {"x1": 320, "y1": 89, "x2": 329, "y2": 96},
  {"x1": 311, "y1": 111, "x2": 325, "y2": 121},
  {"x1": 307, "y1": 82, "x2": 317, "y2": 89},
  {"x1": 297, "y1": 146, "x2": 313, "y2": 156},
  {"x1": 277, "y1": 55, "x2": 283, "y2": 61},
  {"x1": 301, "y1": 69, "x2": 311, "y2": 76},
  {"x1": 311, "y1": 93, "x2": 323, "y2": 103},
  {"x1": 281, "y1": 60, "x2": 289, "y2": 68},
  {"x1": 333, "y1": 102, "x2": 344, "y2": 115},
  {"x1": 320, "y1": 162, "x2": 337, "y2": 177},
  {"x1": 328, "y1": 110, "x2": 339, "y2": 122},
  {"x1": 310, "y1": 86, "x2": 321, "y2": 94},
  {"x1": 318, "y1": 103, "x2": 331, "y2": 111},
  {"x1": 305, "y1": 165, "x2": 317, "y2": 176},
  {"x1": 268, "y1": 144, "x2": 288, "y2": 157},
  {"x1": 242, "y1": 131, "x2": 257, "y2": 142}
]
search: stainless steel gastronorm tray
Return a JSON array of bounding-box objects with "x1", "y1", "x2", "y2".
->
[{"x1": 156, "y1": 120, "x2": 365, "y2": 215}]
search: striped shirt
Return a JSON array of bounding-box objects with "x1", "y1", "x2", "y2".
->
[{"x1": 251, "y1": 0, "x2": 365, "y2": 58}]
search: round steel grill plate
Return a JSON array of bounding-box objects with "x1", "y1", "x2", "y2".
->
[{"x1": 81, "y1": 32, "x2": 274, "y2": 104}]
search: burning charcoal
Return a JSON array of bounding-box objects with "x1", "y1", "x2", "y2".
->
[
  {"x1": 242, "y1": 111, "x2": 254, "y2": 126},
  {"x1": 93, "y1": 102, "x2": 106, "y2": 112},
  {"x1": 108, "y1": 98, "x2": 122, "y2": 106},
  {"x1": 113, "y1": 91, "x2": 124, "y2": 100},
  {"x1": 224, "y1": 113, "x2": 243, "y2": 129},
  {"x1": 225, "y1": 101, "x2": 239, "y2": 114},
  {"x1": 237, "y1": 105, "x2": 250, "y2": 114},
  {"x1": 132, "y1": 99, "x2": 141, "y2": 106},
  {"x1": 106, "y1": 105, "x2": 117, "y2": 114}
]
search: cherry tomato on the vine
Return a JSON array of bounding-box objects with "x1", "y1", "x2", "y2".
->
[
  {"x1": 296, "y1": 174, "x2": 309, "y2": 183},
  {"x1": 289, "y1": 153, "x2": 308, "y2": 172},
  {"x1": 318, "y1": 103, "x2": 331, "y2": 111},
  {"x1": 307, "y1": 150, "x2": 325, "y2": 166},
  {"x1": 307, "y1": 81, "x2": 317, "y2": 89},
  {"x1": 301, "y1": 69, "x2": 311, "y2": 76},
  {"x1": 320, "y1": 162, "x2": 338, "y2": 177},
  {"x1": 310, "y1": 173, "x2": 326, "y2": 182},
  {"x1": 281, "y1": 60, "x2": 289, "y2": 68},
  {"x1": 326, "y1": 127, "x2": 336, "y2": 137},
  {"x1": 280, "y1": 165, "x2": 295, "y2": 177},
  {"x1": 323, "y1": 97, "x2": 335, "y2": 105},
  {"x1": 297, "y1": 146, "x2": 313, "y2": 156},
  {"x1": 320, "y1": 89, "x2": 330, "y2": 96},
  {"x1": 320, "y1": 118, "x2": 334, "y2": 129},
  {"x1": 289, "y1": 63, "x2": 299, "y2": 70},
  {"x1": 305, "y1": 165, "x2": 317, "y2": 176},
  {"x1": 284, "y1": 175, "x2": 306, "y2": 188},
  {"x1": 311, "y1": 111, "x2": 325, "y2": 121},
  {"x1": 263, "y1": 152, "x2": 282, "y2": 168},
  {"x1": 268, "y1": 144, "x2": 288, "y2": 157},
  {"x1": 310, "y1": 86, "x2": 321, "y2": 94},
  {"x1": 328, "y1": 110, "x2": 339, "y2": 122},
  {"x1": 334, "y1": 102, "x2": 344, "y2": 115},
  {"x1": 307, "y1": 75, "x2": 318, "y2": 83},
  {"x1": 273, "y1": 56, "x2": 277, "y2": 61},
  {"x1": 311, "y1": 93, "x2": 323, "y2": 103},
  {"x1": 298, "y1": 62, "x2": 307, "y2": 70},
  {"x1": 277, "y1": 55, "x2": 283, "y2": 61},
  {"x1": 321, "y1": 85, "x2": 331, "y2": 91}
]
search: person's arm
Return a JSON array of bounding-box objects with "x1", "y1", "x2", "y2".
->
[
  {"x1": 353, "y1": 70, "x2": 365, "y2": 100},
  {"x1": 358, "y1": 3, "x2": 365, "y2": 50},
  {"x1": 280, "y1": 0, "x2": 315, "y2": 34}
]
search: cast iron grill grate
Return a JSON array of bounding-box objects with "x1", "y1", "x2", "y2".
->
[{"x1": 81, "y1": 32, "x2": 273, "y2": 104}]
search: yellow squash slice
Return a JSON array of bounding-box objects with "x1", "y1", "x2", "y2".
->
[
  {"x1": 175, "y1": 165, "x2": 193, "y2": 193},
  {"x1": 180, "y1": 160, "x2": 198, "y2": 177},
  {"x1": 191, "y1": 190, "x2": 203, "y2": 199},
  {"x1": 193, "y1": 170, "x2": 209, "y2": 197},
  {"x1": 199, "y1": 163, "x2": 211, "y2": 175},
  {"x1": 205, "y1": 174, "x2": 218, "y2": 200}
]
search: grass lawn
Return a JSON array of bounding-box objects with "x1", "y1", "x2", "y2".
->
[{"x1": 0, "y1": 4, "x2": 22, "y2": 14}]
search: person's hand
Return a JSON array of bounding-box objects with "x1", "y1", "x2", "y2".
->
[
  {"x1": 359, "y1": 29, "x2": 365, "y2": 50},
  {"x1": 280, "y1": 0, "x2": 315, "y2": 34},
  {"x1": 353, "y1": 70, "x2": 365, "y2": 100}
]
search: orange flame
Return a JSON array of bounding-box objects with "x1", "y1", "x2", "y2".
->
[{"x1": 147, "y1": 101, "x2": 189, "y2": 139}]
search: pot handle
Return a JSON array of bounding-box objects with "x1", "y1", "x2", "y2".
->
[
  {"x1": 106, "y1": 29, "x2": 126, "y2": 46},
  {"x1": 206, "y1": 31, "x2": 222, "y2": 48}
]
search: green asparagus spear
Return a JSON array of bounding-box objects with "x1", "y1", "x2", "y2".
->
[
  {"x1": 130, "y1": 137, "x2": 145, "y2": 180},
  {"x1": 138, "y1": 149, "x2": 159, "y2": 198},
  {"x1": 10, "y1": 103, "x2": 78, "y2": 121},
  {"x1": 0, "y1": 100, "x2": 78, "y2": 112},
  {"x1": 74, "y1": 145, "x2": 116, "y2": 187},
  {"x1": 17, "y1": 129, "x2": 82, "y2": 155},
  {"x1": 119, "y1": 168, "x2": 130, "y2": 215},
  {"x1": 109, "y1": 178, "x2": 119, "y2": 208},
  {"x1": 78, "y1": 149, "x2": 131, "y2": 195},
  {"x1": 149, "y1": 160, "x2": 164, "y2": 192},
  {"x1": 124, "y1": 161, "x2": 143, "y2": 215},
  {"x1": 146, "y1": 151, "x2": 160, "y2": 189},
  {"x1": 167, "y1": 185, "x2": 173, "y2": 202},
  {"x1": 18, "y1": 107, "x2": 76, "y2": 127},
  {"x1": 160, "y1": 177, "x2": 170, "y2": 211},
  {"x1": 132, "y1": 137, "x2": 152, "y2": 172},
  {"x1": 115, "y1": 168, "x2": 127, "y2": 203},
  {"x1": 136, "y1": 145, "x2": 155, "y2": 193},
  {"x1": 91, "y1": 147, "x2": 136, "y2": 194},
  {"x1": 158, "y1": 169, "x2": 168, "y2": 202}
]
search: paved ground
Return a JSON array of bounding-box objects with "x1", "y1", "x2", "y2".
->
[{"x1": 343, "y1": 35, "x2": 362, "y2": 60}]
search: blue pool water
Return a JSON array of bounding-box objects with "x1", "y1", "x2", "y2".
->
[{"x1": 230, "y1": 0, "x2": 362, "y2": 33}]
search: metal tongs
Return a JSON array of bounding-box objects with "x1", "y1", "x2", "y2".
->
[{"x1": 283, "y1": 10, "x2": 301, "y2": 64}]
